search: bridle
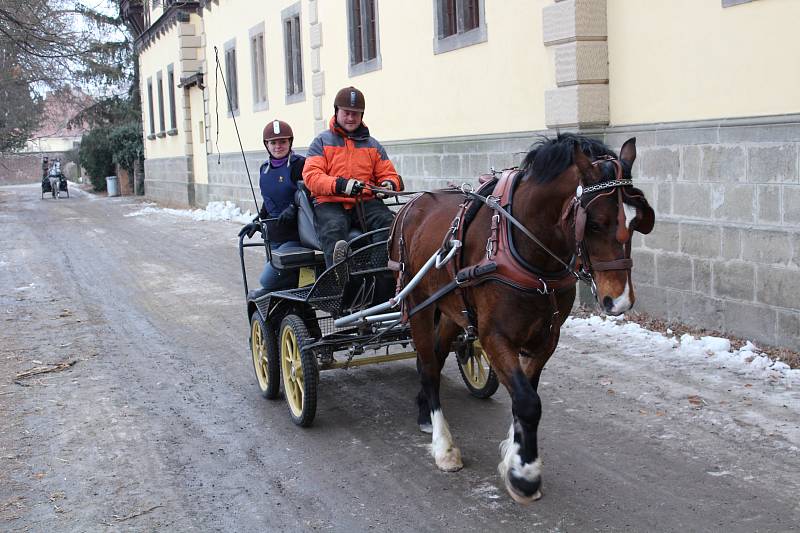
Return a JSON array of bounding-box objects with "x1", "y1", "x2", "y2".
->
[{"x1": 563, "y1": 156, "x2": 638, "y2": 294}]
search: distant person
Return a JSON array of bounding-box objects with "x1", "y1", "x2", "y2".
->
[
  {"x1": 302, "y1": 86, "x2": 403, "y2": 267},
  {"x1": 239, "y1": 120, "x2": 305, "y2": 293}
]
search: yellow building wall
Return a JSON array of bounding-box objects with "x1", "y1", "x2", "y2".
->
[
  {"x1": 203, "y1": 0, "x2": 316, "y2": 154},
  {"x1": 318, "y1": 0, "x2": 552, "y2": 141},
  {"x1": 139, "y1": 21, "x2": 186, "y2": 159},
  {"x1": 607, "y1": 0, "x2": 800, "y2": 125}
]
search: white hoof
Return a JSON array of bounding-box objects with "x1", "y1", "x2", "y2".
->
[
  {"x1": 419, "y1": 422, "x2": 433, "y2": 434},
  {"x1": 434, "y1": 446, "x2": 463, "y2": 472}
]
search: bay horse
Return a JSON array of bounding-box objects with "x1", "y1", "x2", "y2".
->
[{"x1": 388, "y1": 134, "x2": 654, "y2": 503}]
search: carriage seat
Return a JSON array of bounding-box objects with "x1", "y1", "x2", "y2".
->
[
  {"x1": 268, "y1": 181, "x2": 359, "y2": 270},
  {"x1": 295, "y1": 181, "x2": 361, "y2": 251}
]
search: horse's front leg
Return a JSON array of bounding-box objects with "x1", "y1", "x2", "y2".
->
[
  {"x1": 484, "y1": 336, "x2": 544, "y2": 503},
  {"x1": 411, "y1": 308, "x2": 463, "y2": 472}
]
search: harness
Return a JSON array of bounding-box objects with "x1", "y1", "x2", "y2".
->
[{"x1": 388, "y1": 156, "x2": 638, "y2": 352}]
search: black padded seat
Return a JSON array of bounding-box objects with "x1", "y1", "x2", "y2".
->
[{"x1": 271, "y1": 246, "x2": 324, "y2": 269}]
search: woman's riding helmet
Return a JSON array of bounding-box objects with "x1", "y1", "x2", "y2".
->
[{"x1": 263, "y1": 120, "x2": 294, "y2": 143}]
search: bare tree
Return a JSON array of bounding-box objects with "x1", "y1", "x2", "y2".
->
[{"x1": 0, "y1": 0, "x2": 132, "y2": 151}]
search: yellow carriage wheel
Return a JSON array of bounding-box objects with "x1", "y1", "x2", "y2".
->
[
  {"x1": 250, "y1": 312, "x2": 280, "y2": 399},
  {"x1": 456, "y1": 340, "x2": 499, "y2": 399},
  {"x1": 279, "y1": 314, "x2": 318, "y2": 427}
]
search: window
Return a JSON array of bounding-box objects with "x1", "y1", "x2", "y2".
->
[
  {"x1": 433, "y1": 0, "x2": 487, "y2": 55},
  {"x1": 348, "y1": 0, "x2": 381, "y2": 76},
  {"x1": 167, "y1": 64, "x2": 177, "y2": 132},
  {"x1": 156, "y1": 70, "x2": 165, "y2": 136},
  {"x1": 282, "y1": 3, "x2": 304, "y2": 103},
  {"x1": 224, "y1": 39, "x2": 239, "y2": 114},
  {"x1": 250, "y1": 23, "x2": 268, "y2": 111},
  {"x1": 146, "y1": 77, "x2": 155, "y2": 137}
]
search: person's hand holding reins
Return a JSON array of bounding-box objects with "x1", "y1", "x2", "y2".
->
[
  {"x1": 335, "y1": 177, "x2": 365, "y2": 196},
  {"x1": 374, "y1": 179, "x2": 395, "y2": 199}
]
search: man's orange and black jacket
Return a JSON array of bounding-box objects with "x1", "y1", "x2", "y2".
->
[{"x1": 303, "y1": 117, "x2": 402, "y2": 207}]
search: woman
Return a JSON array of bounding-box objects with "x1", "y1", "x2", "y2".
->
[{"x1": 240, "y1": 119, "x2": 305, "y2": 292}]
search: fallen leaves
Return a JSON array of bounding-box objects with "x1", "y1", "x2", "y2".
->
[{"x1": 687, "y1": 395, "x2": 707, "y2": 409}]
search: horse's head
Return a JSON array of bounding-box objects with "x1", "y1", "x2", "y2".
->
[{"x1": 572, "y1": 137, "x2": 654, "y2": 315}]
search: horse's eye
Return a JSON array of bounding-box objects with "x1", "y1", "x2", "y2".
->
[{"x1": 587, "y1": 220, "x2": 602, "y2": 232}]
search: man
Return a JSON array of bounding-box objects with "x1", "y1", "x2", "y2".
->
[{"x1": 303, "y1": 86, "x2": 403, "y2": 266}]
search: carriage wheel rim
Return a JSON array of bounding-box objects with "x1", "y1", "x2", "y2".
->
[
  {"x1": 464, "y1": 346, "x2": 490, "y2": 387},
  {"x1": 251, "y1": 320, "x2": 269, "y2": 390},
  {"x1": 281, "y1": 326, "x2": 304, "y2": 417}
]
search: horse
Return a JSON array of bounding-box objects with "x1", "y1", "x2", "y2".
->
[
  {"x1": 388, "y1": 133, "x2": 654, "y2": 503},
  {"x1": 48, "y1": 160, "x2": 62, "y2": 199}
]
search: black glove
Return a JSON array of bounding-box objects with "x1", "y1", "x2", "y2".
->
[
  {"x1": 277, "y1": 204, "x2": 297, "y2": 226},
  {"x1": 238, "y1": 222, "x2": 260, "y2": 238},
  {"x1": 335, "y1": 177, "x2": 365, "y2": 196}
]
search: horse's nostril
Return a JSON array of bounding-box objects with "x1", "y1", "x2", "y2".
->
[{"x1": 602, "y1": 296, "x2": 613, "y2": 310}]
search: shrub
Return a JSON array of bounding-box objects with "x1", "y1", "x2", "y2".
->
[
  {"x1": 109, "y1": 121, "x2": 143, "y2": 174},
  {"x1": 78, "y1": 127, "x2": 114, "y2": 191}
]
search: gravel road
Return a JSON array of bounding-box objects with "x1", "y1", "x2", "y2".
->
[{"x1": 1, "y1": 183, "x2": 798, "y2": 532}]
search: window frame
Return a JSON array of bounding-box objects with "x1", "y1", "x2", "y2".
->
[
  {"x1": 249, "y1": 22, "x2": 269, "y2": 112},
  {"x1": 347, "y1": 0, "x2": 382, "y2": 77},
  {"x1": 282, "y1": 2, "x2": 304, "y2": 104},
  {"x1": 224, "y1": 38, "x2": 240, "y2": 116},
  {"x1": 146, "y1": 77, "x2": 155, "y2": 139},
  {"x1": 166, "y1": 64, "x2": 177, "y2": 133},
  {"x1": 432, "y1": 0, "x2": 487, "y2": 55},
  {"x1": 156, "y1": 70, "x2": 166, "y2": 137}
]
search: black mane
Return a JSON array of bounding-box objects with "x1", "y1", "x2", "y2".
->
[{"x1": 518, "y1": 133, "x2": 629, "y2": 184}]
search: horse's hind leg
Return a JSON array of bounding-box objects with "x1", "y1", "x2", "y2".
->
[{"x1": 411, "y1": 307, "x2": 462, "y2": 472}]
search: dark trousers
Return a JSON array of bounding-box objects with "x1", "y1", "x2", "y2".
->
[{"x1": 315, "y1": 200, "x2": 395, "y2": 266}]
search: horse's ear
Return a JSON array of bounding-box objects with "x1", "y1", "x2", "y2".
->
[
  {"x1": 572, "y1": 144, "x2": 598, "y2": 183},
  {"x1": 620, "y1": 137, "x2": 637, "y2": 166}
]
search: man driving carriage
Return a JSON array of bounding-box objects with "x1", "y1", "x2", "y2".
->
[
  {"x1": 239, "y1": 119, "x2": 306, "y2": 292},
  {"x1": 303, "y1": 86, "x2": 404, "y2": 267}
]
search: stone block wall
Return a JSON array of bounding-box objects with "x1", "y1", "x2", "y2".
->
[
  {"x1": 605, "y1": 115, "x2": 800, "y2": 349},
  {"x1": 143, "y1": 155, "x2": 194, "y2": 206}
]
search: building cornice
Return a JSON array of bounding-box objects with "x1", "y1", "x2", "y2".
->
[{"x1": 131, "y1": 1, "x2": 201, "y2": 53}]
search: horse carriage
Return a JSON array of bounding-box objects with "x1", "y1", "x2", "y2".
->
[
  {"x1": 41, "y1": 158, "x2": 69, "y2": 199},
  {"x1": 238, "y1": 133, "x2": 655, "y2": 503},
  {"x1": 239, "y1": 183, "x2": 498, "y2": 427}
]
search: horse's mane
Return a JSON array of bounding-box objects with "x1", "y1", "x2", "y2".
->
[{"x1": 518, "y1": 133, "x2": 629, "y2": 184}]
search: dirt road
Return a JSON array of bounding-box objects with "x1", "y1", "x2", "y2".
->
[{"x1": 1, "y1": 183, "x2": 798, "y2": 532}]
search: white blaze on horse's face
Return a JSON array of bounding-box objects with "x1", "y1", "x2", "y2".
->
[
  {"x1": 623, "y1": 203, "x2": 637, "y2": 229},
  {"x1": 608, "y1": 280, "x2": 632, "y2": 315}
]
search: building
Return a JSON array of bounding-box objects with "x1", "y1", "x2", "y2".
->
[{"x1": 122, "y1": 0, "x2": 800, "y2": 350}]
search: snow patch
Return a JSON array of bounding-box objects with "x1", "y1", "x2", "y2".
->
[
  {"x1": 125, "y1": 201, "x2": 253, "y2": 224},
  {"x1": 564, "y1": 315, "x2": 800, "y2": 384}
]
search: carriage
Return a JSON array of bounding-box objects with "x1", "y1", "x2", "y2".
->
[
  {"x1": 41, "y1": 158, "x2": 69, "y2": 199},
  {"x1": 238, "y1": 183, "x2": 498, "y2": 427},
  {"x1": 238, "y1": 134, "x2": 655, "y2": 503}
]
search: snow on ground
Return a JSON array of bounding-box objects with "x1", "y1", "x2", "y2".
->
[
  {"x1": 564, "y1": 315, "x2": 800, "y2": 385},
  {"x1": 125, "y1": 200, "x2": 254, "y2": 224}
]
